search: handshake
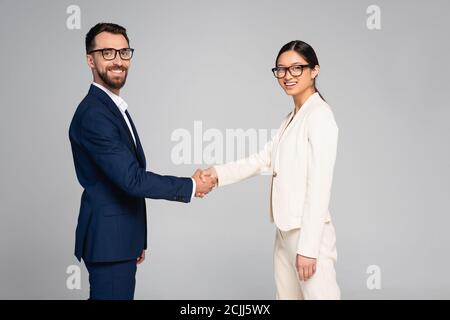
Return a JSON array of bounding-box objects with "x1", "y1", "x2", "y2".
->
[{"x1": 191, "y1": 167, "x2": 218, "y2": 198}]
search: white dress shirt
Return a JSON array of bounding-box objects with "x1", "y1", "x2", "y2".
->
[{"x1": 92, "y1": 82, "x2": 196, "y2": 200}]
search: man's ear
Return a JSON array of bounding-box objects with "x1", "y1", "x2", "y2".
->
[
  {"x1": 86, "y1": 54, "x2": 95, "y2": 69},
  {"x1": 311, "y1": 65, "x2": 320, "y2": 80}
]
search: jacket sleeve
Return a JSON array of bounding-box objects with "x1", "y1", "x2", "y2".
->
[
  {"x1": 297, "y1": 106, "x2": 338, "y2": 258},
  {"x1": 213, "y1": 118, "x2": 286, "y2": 187},
  {"x1": 79, "y1": 108, "x2": 193, "y2": 202}
]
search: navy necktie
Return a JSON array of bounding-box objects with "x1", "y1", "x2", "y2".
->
[
  {"x1": 124, "y1": 110, "x2": 144, "y2": 167},
  {"x1": 124, "y1": 110, "x2": 137, "y2": 147}
]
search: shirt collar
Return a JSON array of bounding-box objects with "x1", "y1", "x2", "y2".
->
[{"x1": 92, "y1": 82, "x2": 128, "y2": 113}]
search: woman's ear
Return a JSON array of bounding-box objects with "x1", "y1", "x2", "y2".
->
[{"x1": 311, "y1": 65, "x2": 320, "y2": 80}]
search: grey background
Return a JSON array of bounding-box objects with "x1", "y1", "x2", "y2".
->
[{"x1": 1, "y1": 0, "x2": 449, "y2": 299}]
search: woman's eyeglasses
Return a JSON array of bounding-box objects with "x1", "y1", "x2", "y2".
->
[{"x1": 271, "y1": 64, "x2": 313, "y2": 79}]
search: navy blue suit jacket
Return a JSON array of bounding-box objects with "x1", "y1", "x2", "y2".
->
[{"x1": 69, "y1": 84, "x2": 193, "y2": 262}]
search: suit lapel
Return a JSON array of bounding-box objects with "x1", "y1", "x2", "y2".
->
[
  {"x1": 88, "y1": 85, "x2": 145, "y2": 167},
  {"x1": 277, "y1": 92, "x2": 320, "y2": 145}
]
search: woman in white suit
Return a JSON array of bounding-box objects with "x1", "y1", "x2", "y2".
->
[{"x1": 200, "y1": 40, "x2": 340, "y2": 300}]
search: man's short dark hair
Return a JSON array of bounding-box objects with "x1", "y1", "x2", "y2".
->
[{"x1": 85, "y1": 22, "x2": 130, "y2": 54}]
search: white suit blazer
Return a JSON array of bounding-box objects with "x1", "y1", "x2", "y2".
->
[{"x1": 214, "y1": 92, "x2": 338, "y2": 258}]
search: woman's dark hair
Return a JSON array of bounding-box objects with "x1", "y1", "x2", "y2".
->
[
  {"x1": 275, "y1": 40, "x2": 325, "y2": 101},
  {"x1": 85, "y1": 22, "x2": 129, "y2": 54}
]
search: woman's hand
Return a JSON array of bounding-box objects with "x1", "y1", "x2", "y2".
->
[
  {"x1": 296, "y1": 254, "x2": 316, "y2": 281},
  {"x1": 195, "y1": 167, "x2": 218, "y2": 197},
  {"x1": 200, "y1": 167, "x2": 218, "y2": 185}
]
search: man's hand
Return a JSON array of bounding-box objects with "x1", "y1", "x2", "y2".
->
[
  {"x1": 192, "y1": 169, "x2": 216, "y2": 198},
  {"x1": 137, "y1": 250, "x2": 146, "y2": 265},
  {"x1": 195, "y1": 167, "x2": 218, "y2": 198},
  {"x1": 200, "y1": 167, "x2": 218, "y2": 185},
  {"x1": 296, "y1": 254, "x2": 316, "y2": 281}
]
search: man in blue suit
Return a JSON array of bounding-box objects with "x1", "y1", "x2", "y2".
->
[{"x1": 69, "y1": 23, "x2": 215, "y2": 300}]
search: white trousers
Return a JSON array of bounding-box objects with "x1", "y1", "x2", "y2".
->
[{"x1": 274, "y1": 222, "x2": 341, "y2": 299}]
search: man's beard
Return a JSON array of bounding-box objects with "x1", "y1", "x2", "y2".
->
[{"x1": 97, "y1": 66, "x2": 128, "y2": 90}]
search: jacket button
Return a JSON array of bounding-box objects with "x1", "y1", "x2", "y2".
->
[{"x1": 273, "y1": 171, "x2": 277, "y2": 177}]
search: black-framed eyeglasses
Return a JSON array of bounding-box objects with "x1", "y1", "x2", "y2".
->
[
  {"x1": 271, "y1": 64, "x2": 313, "y2": 79},
  {"x1": 88, "y1": 48, "x2": 135, "y2": 60}
]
